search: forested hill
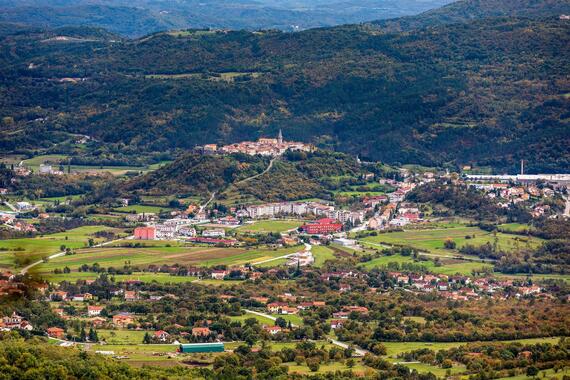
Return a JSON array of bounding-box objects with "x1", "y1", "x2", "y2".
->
[
  {"x1": 0, "y1": 17, "x2": 569, "y2": 173},
  {"x1": 372, "y1": 0, "x2": 570, "y2": 32}
]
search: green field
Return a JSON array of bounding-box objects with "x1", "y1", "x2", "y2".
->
[
  {"x1": 0, "y1": 226, "x2": 122, "y2": 270},
  {"x1": 359, "y1": 253, "x2": 493, "y2": 276},
  {"x1": 114, "y1": 205, "x2": 173, "y2": 213},
  {"x1": 237, "y1": 220, "x2": 304, "y2": 233},
  {"x1": 270, "y1": 314, "x2": 303, "y2": 327},
  {"x1": 98, "y1": 329, "x2": 149, "y2": 345},
  {"x1": 382, "y1": 337, "x2": 561, "y2": 357},
  {"x1": 312, "y1": 246, "x2": 336, "y2": 267},
  {"x1": 496, "y1": 273, "x2": 570, "y2": 283},
  {"x1": 34, "y1": 245, "x2": 302, "y2": 279},
  {"x1": 43, "y1": 271, "x2": 198, "y2": 283},
  {"x1": 20, "y1": 154, "x2": 69, "y2": 170},
  {"x1": 287, "y1": 361, "x2": 371, "y2": 375},
  {"x1": 360, "y1": 226, "x2": 543, "y2": 256},
  {"x1": 230, "y1": 313, "x2": 275, "y2": 325},
  {"x1": 496, "y1": 367, "x2": 569, "y2": 380},
  {"x1": 497, "y1": 223, "x2": 532, "y2": 233}
]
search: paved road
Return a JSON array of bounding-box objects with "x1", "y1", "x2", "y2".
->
[
  {"x1": 20, "y1": 236, "x2": 131, "y2": 275},
  {"x1": 2, "y1": 201, "x2": 17, "y2": 212},
  {"x1": 328, "y1": 338, "x2": 370, "y2": 357},
  {"x1": 244, "y1": 309, "x2": 369, "y2": 356},
  {"x1": 198, "y1": 191, "x2": 216, "y2": 213},
  {"x1": 244, "y1": 309, "x2": 298, "y2": 327},
  {"x1": 251, "y1": 242, "x2": 312, "y2": 266},
  {"x1": 235, "y1": 157, "x2": 277, "y2": 185},
  {"x1": 251, "y1": 253, "x2": 297, "y2": 266}
]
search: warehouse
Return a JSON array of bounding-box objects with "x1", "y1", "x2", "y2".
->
[{"x1": 178, "y1": 343, "x2": 225, "y2": 353}]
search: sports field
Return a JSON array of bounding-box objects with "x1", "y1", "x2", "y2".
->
[
  {"x1": 34, "y1": 245, "x2": 302, "y2": 278},
  {"x1": 360, "y1": 226, "x2": 542, "y2": 256}
]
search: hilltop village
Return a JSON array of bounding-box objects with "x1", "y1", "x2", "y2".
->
[{"x1": 198, "y1": 130, "x2": 314, "y2": 157}]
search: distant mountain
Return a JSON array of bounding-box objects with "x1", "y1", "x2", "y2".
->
[
  {"x1": 0, "y1": 7, "x2": 568, "y2": 173},
  {"x1": 372, "y1": 0, "x2": 570, "y2": 31},
  {"x1": 0, "y1": 0, "x2": 453, "y2": 37}
]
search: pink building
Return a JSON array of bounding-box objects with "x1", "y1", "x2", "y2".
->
[{"x1": 134, "y1": 226, "x2": 156, "y2": 240}]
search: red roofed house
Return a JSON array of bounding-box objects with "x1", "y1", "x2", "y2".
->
[
  {"x1": 124, "y1": 291, "x2": 137, "y2": 301},
  {"x1": 300, "y1": 218, "x2": 343, "y2": 235},
  {"x1": 267, "y1": 302, "x2": 287, "y2": 313},
  {"x1": 331, "y1": 320, "x2": 345, "y2": 329},
  {"x1": 47, "y1": 327, "x2": 65, "y2": 339},
  {"x1": 192, "y1": 327, "x2": 211, "y2": 337},
  {"x1": 264, "y1": 326, "x2": 282, "y2": 335},
  {"x1": 154, "y1": 330, "x2": 170, "y2": 342},
  {"x1": 87, "y1": 305, "x2": 103, "y2": 316},
  {"x1": 113, "y1": 313, "x2": 134, "y2": 327}
]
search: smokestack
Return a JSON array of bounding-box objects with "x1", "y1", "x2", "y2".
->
[{"x1": 520, "y1": 160, "x2": 524, "y2": 175}]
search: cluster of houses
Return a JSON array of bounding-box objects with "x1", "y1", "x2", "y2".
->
[
  {"x1": 200, "y1": 130, "x2": 314, "y2": 157},
  {"x1": 0, "y1": 312, "x2": 34, "y2": 332},
  {"x1": 468, "y1": 182, "x2": 557, "y2": 217}
]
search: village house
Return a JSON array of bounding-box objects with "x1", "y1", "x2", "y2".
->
[
  {"x1": 87, "y1": 305, "x2": 103, "y2": 317},
  {"x1": 124, "y1": 291, "x2": 137, "y2": 301},
  {"x1": 192, "y1": 327, "x2": 211, "y2": 337},
  {"x1": 47, "y1": 327, "x2": 66, "y2": 339},
  {"x1": 90, "y1": 317, "x2": 107, "y2": 327},
  {"x1": 154, "y1": 330, "x2": 170, "y2": 342},
  {"x1": 267, "y1": 302, "x2": 288, "y2": 313},
  {"x1": 211, "y1": 270, "x2": 228, "y2": 280},
  {"x1": 263, "y1": 326, "x2": 282, "y2": 335},
  {"x1": 330, "y1": 320, "x2": 345, "y2": 329},
  {"x1": 112, "y1": 313, "x2": 134, "y2": 327}
]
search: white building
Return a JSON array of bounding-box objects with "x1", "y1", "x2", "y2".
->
[{"x1": 203, "y1": 228, "x2": 225, "y2": 237}]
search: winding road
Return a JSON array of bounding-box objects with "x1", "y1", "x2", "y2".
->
[
  {"x1": 235, "y1": 157, "x2": 277, "y2": 185},
  {"x1": 197, "y1": 157, "x2": 277, "y2": 214}
]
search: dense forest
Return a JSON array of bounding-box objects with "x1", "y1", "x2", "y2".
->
[
  {"x1": 373, "y1": 0, "x2": 570, "y2": 31},
  {"x1": 0, "y1": 2, "x2": 569, "y2": 173}
]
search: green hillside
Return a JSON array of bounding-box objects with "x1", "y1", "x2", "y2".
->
[
  {"x1": 0, "y1": 16, "x2": 568, "y2": 172},
  {"x1": 372, "y1": 0, "x2": 570, "y2": 31}
]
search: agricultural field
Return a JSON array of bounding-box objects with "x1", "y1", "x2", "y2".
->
[
  {"x1": 312, "y1": 246, "x2": 336, "y2": 267},
  {"x1": 359, "y1": 226, "x2": 543, "y2": 256},
  {"x1": 497, "y1": 223, "x2": 534, "y2": 233},
  {"x1": 97, "y1": 329, "x2": 149, "y2": 345},
  {"x1": 20, "y1": 154, "x2": 69, "y2": 170},
  {"x1": 43, "y1": 271, "x2": 198, "y2": 283},
  {"x1": 359, "y1": 253, "x2": 493, "y2": 276},
  {"x1": 381, "y1": 337, "x2": 561, "y2": 358},
  {"x1": 230, "y1": 313, "x2": 275, "y2": 325},
  {"x1": 113, "y1": 205, "x2": 174, "y2": 214},
  {"x1": 237, "y1": 220, "x2": 304, "y2": 234},
  {"x1": 86, "y1": 343, "x2": 181, "y2": 367},
  {"x1": 0, "y1": 226, "x2": 123, "y2": 270},
  {"x1": 34, "y1": 245, "x2": 303, "y2": 279},
  {"x1": 287, "y1": 361, "x2": 372, "y2": 376}
]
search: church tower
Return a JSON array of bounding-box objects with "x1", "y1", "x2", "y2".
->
[{"x1": 278, "y1": 129, "x2": 283, "y2": 144}]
